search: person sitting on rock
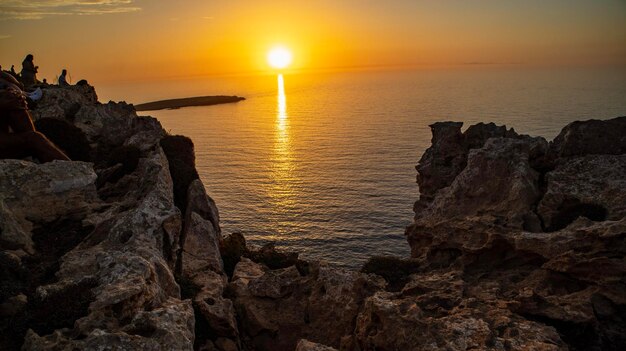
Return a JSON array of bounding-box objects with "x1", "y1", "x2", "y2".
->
[
  {"x1": 0, "y1": 72, "x2": 70, "y2": 163},
  {"x1": 20, "y1": 54, "x2": 38, "y2": 87},
  {"x1": 58, "y1": 69, "x2": 69, "y2": 87}
]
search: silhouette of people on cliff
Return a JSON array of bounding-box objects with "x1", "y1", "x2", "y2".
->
[
  {"x1": 20, "y1": 54, "x2": 38, "y2": 87},
  {"x1": 58, "y1": 69, "x2": 69, "y2": 86},
  {"x1": 0, "y1": 71, "x2": 69, "y2": 162}
]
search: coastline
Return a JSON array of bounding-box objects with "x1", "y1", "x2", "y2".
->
[{"x1": 0, "y1": 82, "x2": 624, "y2": 350}]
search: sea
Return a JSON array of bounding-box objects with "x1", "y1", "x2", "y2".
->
[{"x1": 98, "y1": 66, "x2": 626, "y2": 268}]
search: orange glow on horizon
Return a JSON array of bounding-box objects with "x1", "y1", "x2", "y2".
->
[{"x1": 1, "y1": 1, "x2": 624, "y2": 83}]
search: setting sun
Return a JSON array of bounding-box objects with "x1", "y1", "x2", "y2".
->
[{"x1": 267, "y1": 47, "x2": 293, "y2": 69}]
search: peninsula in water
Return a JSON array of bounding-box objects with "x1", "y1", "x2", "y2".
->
[{"x1": 134, "y1": 95, "x2": 245, "y2": 111}]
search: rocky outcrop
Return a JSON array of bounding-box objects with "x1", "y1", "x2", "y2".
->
[
  {"x1": 0, "y1": 84, "x2": 233, "y2": 351},
  {"x1": 406, "y1": 116, "x2": 626, "y2": 351},
  {"x1": 229, "y1": 257, "x2": 384, "y2": 351}
]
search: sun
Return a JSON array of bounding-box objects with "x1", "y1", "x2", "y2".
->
[{"x1": 267, "y1": 46, "x2": 292, "y2": 69}]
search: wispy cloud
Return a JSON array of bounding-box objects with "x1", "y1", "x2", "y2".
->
[
  {"x1": 0, "y1": 34, "x2": 11, "y2": 39},
  {"x1": 0, "y1": 1, "x2": 141, "y2": 21}
]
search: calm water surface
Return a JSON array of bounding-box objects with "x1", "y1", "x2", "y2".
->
[{"x1": 100, "y1": 67, "x2": 626, "y2": 268}]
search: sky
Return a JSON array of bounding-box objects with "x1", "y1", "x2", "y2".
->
[{"x1": 0, "y1": 0, "x2": 625, "y2": 84}]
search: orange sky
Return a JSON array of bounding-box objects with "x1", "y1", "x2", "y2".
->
[{"x1": 1, "y1": 1, "x2": 625, "y2": 83}]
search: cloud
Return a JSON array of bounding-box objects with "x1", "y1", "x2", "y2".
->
[
  {"x1": 0, "y1": 0, "x2": 141, "y2": 20},
  {"x1": 0, "y1": 34, "x2": 11, "y2": 39}
]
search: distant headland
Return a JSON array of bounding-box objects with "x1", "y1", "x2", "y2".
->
[{"x1": 134, "y1": 95, "x2": 245, "y2": 111}]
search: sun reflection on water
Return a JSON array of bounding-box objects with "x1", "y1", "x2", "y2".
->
[{"x1": 268, "y1": 74, "x2": 297, "y2": 223}]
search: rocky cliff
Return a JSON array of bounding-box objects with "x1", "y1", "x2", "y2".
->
[
  {"x1": 0, "y1": 83, "x2": 624, "y2": 351},
  {"x1": 1, "y1": 84, "x2": 232, "y2": 350},
  {"x1": 405, "y1": 118, "x2": 626, "y2": 351}
]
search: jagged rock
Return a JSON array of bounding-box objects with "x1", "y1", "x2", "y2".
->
[
  {"x1": 0, "y1": 160, "x2": 97, "y2": 253},
  {"x1": 417, "y1": 137, "x2": 541, "y2": 225},
  {"x1": 231, "y1": 260, "x2": 384, "y2": 351},
  {"x1": 186, "y1": 179, "x2": 221, "y2": 235},
  {"x1": 32, "y1": 85, "x2": 163, "y2": 151},
  {"x1": 296, "y1": 339, "x2": 338, "y2": 351},
  {"x1": 409, "y1": 137, "x2": 543, "y2": 261},
  {"x1": 30, "y1": 85, "x2": 97, "y2": 122},
  {"x1": 160, "y1": 135, "x2": 200, "y2": 213},
  {"x1": 16, "y1": 148, "x2": 190, "y2": 349},
  {"x1": 181, "y1": 212, "x2": 223, "y2": 276},
  {"x1": 415, "y1": 121, "x2": 466, "y2": 200},
  {"x1": 407, "y1": 118, "x2": 626, "y2": 350},
  {"x1": 0, "y1": 83, "x2": 201, "y2": 350},
  {"x1": 538, "y1": 154, "x2": 626, "y2": 231},
  {"x1": 23, "y1": 298, "x2": 195, "y2": 351},
  {"x1": 550, "y1": 116, "x2": 626, "y2": 157},
  {"x1": 353, "y1": 270, "x2": 568, "y2": 350},
  {"x1": 176, "y1": 177, "x2": 239, "y2": 346},
  {"x1": 416, "y1": 121, "x2": 525, "y2": 202}
]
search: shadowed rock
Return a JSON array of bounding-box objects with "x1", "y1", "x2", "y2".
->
[
  {"x1": 550, "y1": 116, "x2": 626, "y2": 157},
  {"x1": 406, "y1": 117, "x2": 626, "y2": 351}
]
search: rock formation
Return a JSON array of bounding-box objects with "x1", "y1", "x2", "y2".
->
[
  {"x1": 405, "y1": 117, "x2": 626, "y2": 351},
  {"x1": 0, "y1": 84, "x2": 234, "y2": 350},
  {"x1": 1, "y1": 82, "x2": 624, "y2": 351}
]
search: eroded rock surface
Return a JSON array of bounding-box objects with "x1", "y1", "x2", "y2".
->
[
  {"x1": 0, "y1": 84, "x2": 232, "y2": 351},
  {"x1": 406, "y1": 116, "x2": 626, "y2": 351},
  {"x1": 230, "y1": 258, "x2": 384, "y2": 351}
]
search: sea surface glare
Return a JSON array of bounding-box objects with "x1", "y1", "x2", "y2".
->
[{"x1": 100, "y1": 67, "x2": 626, "y2": 268}]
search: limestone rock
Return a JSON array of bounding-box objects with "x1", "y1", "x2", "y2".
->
[
  {"x1": 0, "y1": 160, "x2": 97, "y2": 253},
  {"x1": 231, "y1": 260, "x2": 384, "y2": 351},
  {"x1": 186, "y1": 179, "x2": 221, "y2": 234},
  {"x1": 415, "y1": 121, "x2": 526, "y2": 202},
  {"x1": 354, "y1": 272, "x2": 566, "y2": 351},
  {"x1": 296, "y1": 339, "x2": 338, "y2": 351},
  {"x1": 538, "y1": 154, "x2": 626, "y2": 231},
  {"x1": 409, "y1": 136, "x2": 543, "y2": 261},
  {"x1": 30, "y1": 84, "x2": 97, "y2": 122},
  {"x1": 407, "y1": 117, "x2": 626, "y2": 350},
  {"x1": 0, "y1": 84, "x2": 200, "y2": 350},
  {"x1": 32, "y1": 84, "x2": 164, "y2": 151},
  {"x1": 550, "y1": 116, "x2": 626, "y2": 157},
  {"x1": 176, "y1": 177, "x2": 238, "y2": 345},
  {"x1": 181, "y1": 212, "x2": 223, "y2": 276},
  {"x1": 416, "y1": 121, "x2": 466, "y2": 200},
  {"x1": 23, "y1": 298, "x2": 194, "y2": 351}
]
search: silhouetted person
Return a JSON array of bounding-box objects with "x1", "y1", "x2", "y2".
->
[
  {"x1": 10, "y1": 65, "x2": 16, "y2": 75},
  {"x1": 58, "y1": 69, "x2": 69, "y2": 86},
  {"x1": 20, "y1": 54, "x2": 38, "y2": 87},
  {"x1": 0, "y1": 72, "x2": 70, "y2": 162}
]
